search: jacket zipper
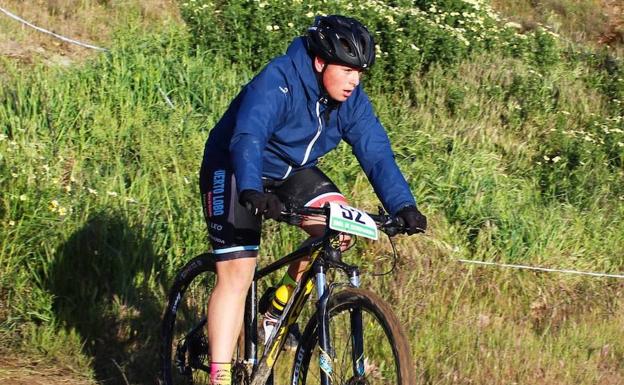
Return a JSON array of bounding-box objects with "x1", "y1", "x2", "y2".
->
[
  {"x1": 281, "y1": 101, "x2": 324, "y2": 179},
  {"x1": 301, "y1": 101, "x2": 323, "y2": 165}
]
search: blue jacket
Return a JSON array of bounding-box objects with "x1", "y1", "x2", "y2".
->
[{"x1": 202, "y1": 37, "x2": 416, "y2": 215}]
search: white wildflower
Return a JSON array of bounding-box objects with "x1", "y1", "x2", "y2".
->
[{"x1": 505, "y1": 21, "x2": 522, "y2": 30}]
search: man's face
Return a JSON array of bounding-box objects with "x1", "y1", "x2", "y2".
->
[{"x1": 314, "y1": 57, "x2": 363, "y2": 102}]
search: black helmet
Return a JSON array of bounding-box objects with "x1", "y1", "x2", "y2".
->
[{"x1": 306, "y1": 15, "x2": 376, "y2": 70}]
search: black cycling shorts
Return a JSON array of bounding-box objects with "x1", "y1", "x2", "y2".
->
[{"x1": 200, "y1": 164, "x2": 346, "y2": 261}]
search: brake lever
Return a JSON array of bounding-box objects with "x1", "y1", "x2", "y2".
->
[{"x1": 382, "y1": 216, "x2": 405, "y2": 237}]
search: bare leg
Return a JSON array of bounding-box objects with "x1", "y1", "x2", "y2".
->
[
  {"x1": 207, "y1": 252, "x2": 257, "y2": 362},
  {"x1": 287, "y1": 212, "x2": 351, "y2": 281}
]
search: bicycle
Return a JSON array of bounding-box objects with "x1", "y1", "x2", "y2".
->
[{"x1": 161, "y1": 202, "x2": 415, "y2": 385}]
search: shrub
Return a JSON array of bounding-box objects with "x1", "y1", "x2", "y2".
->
[{"x1": 177, "y1": 0, "x2": 558, "y2": 90}]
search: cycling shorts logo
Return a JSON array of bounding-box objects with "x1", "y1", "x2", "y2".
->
[
  {"x1": 211, "y1": 170, "x2": 226, "y2": 216},
  {"x1": 209, "y1": 234, "x2": 226, "y2": 245}
]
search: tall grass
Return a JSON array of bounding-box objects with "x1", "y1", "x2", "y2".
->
[{"x1": 1, "y1": 0, "x2": 623, "y2": 383}]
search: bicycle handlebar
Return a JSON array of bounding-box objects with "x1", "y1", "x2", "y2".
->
[{"x1": 278, "y1": 206, "x2": 407, "y2": 237}]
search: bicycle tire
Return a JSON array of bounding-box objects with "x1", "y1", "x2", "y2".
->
[
  {"x1": 160, "y1": 253, "x2": 248, "y2": 385},
  {"x1": 291, "y1": 287, "x2": 414, "y2": 385}
]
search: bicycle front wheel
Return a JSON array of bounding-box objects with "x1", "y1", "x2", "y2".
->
[{"x1": 291, "y1": 287, "x2": 414, "y2": 385}]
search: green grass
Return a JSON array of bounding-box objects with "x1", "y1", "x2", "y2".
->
[{"x1": 1, "y1": 0, "x2": 623, "y2": 383}]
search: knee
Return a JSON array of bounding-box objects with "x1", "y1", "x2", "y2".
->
[
  {"x1": 215, "y1": 253, "x2": 256, "y2": 295},
  {"x1": 223, "y1": 276, "x2": 253, "y2": 295}
]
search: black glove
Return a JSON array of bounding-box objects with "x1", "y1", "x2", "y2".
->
[
  {"x1": 396, "y1": 205, "x2": 427, "y2": 235},
  {"x1": 239, "y1": 190, "x2": 284, "y2": 220}
]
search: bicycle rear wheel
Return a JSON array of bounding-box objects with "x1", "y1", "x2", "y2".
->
[
  {"x1": 160, "y1": 254, "x2": 247, "y2": 385},
  {"x1": 291, "y1": 287, "x2": 414, "y2": 385}
]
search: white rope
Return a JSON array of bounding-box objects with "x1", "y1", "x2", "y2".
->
[
  {"x1": 158, "y1": 87, "x2": 175, "y2": 108},
  {"x1": 456, "y1": 259, "x2": 624, "y2": 279},
  {"x1": 0, "y1": 6, "x2": 108, "y2": 52}
]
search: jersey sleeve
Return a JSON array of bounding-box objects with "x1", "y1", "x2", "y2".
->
[
  {"x1": 229, "y1": 66, "x2": 290, "y2": 193},
  {"x1": 342, "y1": 89, "x2": 416, "y2": 215}
]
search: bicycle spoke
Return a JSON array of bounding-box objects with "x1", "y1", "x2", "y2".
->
[{"x1": 293, "y1": 288, "x2": 413, "y2": 385}]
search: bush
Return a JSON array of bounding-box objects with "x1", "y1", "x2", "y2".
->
[{"x1": 177, "y1": 0, "x2": 558, "y2": 90}]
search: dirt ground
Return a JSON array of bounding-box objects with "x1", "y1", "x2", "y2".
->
[
  {"x1": 0, "y1": 0, "x2": 180, "y2": 68},
  {"x1": 0, "y1": 355, "x2": 94, "y2": 385}
]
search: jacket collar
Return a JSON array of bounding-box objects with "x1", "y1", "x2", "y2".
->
[
  {"x1": 287, "y1": 37, "x2": 322, "y2": 103},
  {"x1": 287, "y1": 37, "x2": 340, "y2": 109}
]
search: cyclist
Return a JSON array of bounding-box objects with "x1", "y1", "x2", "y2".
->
[{"x1": 199, "y1": 15, "x2": 427, "y2": 385}]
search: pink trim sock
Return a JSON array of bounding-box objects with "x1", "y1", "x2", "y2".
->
[{"x1": 210, "y1": 362, "x2": 232, "y2": 385}]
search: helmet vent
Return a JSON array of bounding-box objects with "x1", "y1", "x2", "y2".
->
[
  {"x1": 338, "y1": 38, "x2": 355, "y2": 57},
  {"x1": 306, "y1": 15, "x2": 375, "y2": 70}
]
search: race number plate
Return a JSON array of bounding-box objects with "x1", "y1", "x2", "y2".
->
[{"x1": 328, "y1": 202, "x2": 378, "y2": 240}]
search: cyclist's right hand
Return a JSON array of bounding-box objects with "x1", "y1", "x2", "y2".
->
[
  {"x1": 396, "y1": 205, "x2": 427, "y2": 235},
  {"x1": 239, "y1": 190, "x2": 284, "y2": 220}
]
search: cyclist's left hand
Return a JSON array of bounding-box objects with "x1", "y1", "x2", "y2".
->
[{"x1": 396, "y1": 206, "x2": 427, "y2": 235}]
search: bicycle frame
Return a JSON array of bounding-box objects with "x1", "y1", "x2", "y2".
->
[{"x1": 244, "y1": 225, "x2": 365, "y2": 385}]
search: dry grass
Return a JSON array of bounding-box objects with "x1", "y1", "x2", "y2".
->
[
  {"x1": 0, "y1": 354, "x2": 95, "y2": 385},
  {"x1": 388, "y1": 244, "x2": 624, "y2": 385},
  {"x1": 491, "y1": 0, "x2": 623, "y2": 55},
  {"x1": 0, "y1": 0, "x2": 181, "y2": 66}
]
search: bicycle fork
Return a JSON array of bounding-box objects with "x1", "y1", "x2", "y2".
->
[{"x1": 314, "y1": 264, "x2": 365, "y2": 385}]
